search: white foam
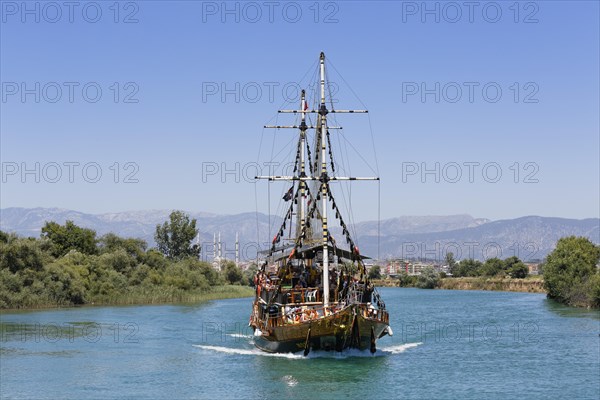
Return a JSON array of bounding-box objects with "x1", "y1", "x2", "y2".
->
[
  {"x1": 193, "y1": 342, "x2": 422, "y2": 359},
  {"x1": 193, "y1": 345, "x2": 304, "y2": 359},
  {"x1": 282, "y1": 375, "x2": 298, "y2": 387},
  {"x1": 380, "y1": 342, "x2": 422, "y2": 354},
  {"x1": 226, "y1": 333, "x2": 253, "y2": 339}
]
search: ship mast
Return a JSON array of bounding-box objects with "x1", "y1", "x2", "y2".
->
[
  {"x1": 298, "y1": 90, "x2": 307, "y2": 236},
  {"x1": 318, "y1": 52, "x2": 330, "y2": 306},
  {"x1": 256, "y1": 52, "x2": 377, "y2": 307}
]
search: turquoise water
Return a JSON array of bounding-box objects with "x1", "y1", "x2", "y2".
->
[{"x1": 1, "y1": 288, "x2": 598, "y2": 399}]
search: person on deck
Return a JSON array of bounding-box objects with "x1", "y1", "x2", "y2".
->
[{"x1": 299, "y1": 273, "x2": 307, "y2": 288}]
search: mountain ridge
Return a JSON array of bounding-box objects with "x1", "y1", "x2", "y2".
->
[{"x1": 1, "y1": 207, "x2": 598, "y2": 261}]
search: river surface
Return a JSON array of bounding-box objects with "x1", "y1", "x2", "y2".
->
[{"x1": 1, "y1": 288, "x2": 599, "y2": 399}]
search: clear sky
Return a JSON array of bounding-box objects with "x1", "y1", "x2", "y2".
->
[{"x1": 1, "y1": 0, "x2": 598, "y2": 222}]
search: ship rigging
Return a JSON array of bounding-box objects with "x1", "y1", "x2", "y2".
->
[{"x1": 249, "y1": 52, "x2": 392, "y2": 355}]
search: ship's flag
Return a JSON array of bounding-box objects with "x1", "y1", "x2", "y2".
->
[{"x1": 283, "y1": 186, "x2": 294, "y2": 201}]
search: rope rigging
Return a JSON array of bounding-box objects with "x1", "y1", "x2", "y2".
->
[
  {"x1": 326, "y1": 130, "x2": 335, "y2": 174},
  {"x1": 261, "y1": 55, "x2": 375, "y2": 280}
]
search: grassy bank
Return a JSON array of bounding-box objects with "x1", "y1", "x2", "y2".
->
[
  {"x1": 372, "y1": 277, "x2": 546, "y2": 293},
  {"x1": 2, "y1": 285, "x2": 255, "y2": 311},
  {"x1": 1, "y1": 222, "x2": 258, "y2": 311},
  {"x1": 438, "y1": 277, "x2": 545, "y2": 293},
  {"x1": 87, "y1": 284, "x2": 255, "y2": 307}
]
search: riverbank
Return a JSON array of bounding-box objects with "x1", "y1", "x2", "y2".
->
[
  {"x1": 438, "y1": 277, "x2": 545, "y2": 293},
  {"x1": 1, "y1": 285, "x2": 255, "y2": 312},
  {"x1": 92, "y1": 284, "x2": 256, "y2": 306},
  {"x1": 373, "y1": 277, "x2": 546, "y2": 293}
]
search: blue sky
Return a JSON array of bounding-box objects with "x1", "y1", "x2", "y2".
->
[{"x1": 1, "y1": 0, "x2": 598, "y2": 222}]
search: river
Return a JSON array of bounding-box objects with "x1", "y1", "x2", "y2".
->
[{"x1": 1, "y1": 288, "x2": 598, "y2": 399}]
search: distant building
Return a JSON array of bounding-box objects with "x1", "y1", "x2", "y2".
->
[
  {"x1": 407, "y1": 262, "x2": 430, "y2": 276},
  {"x1": 385, "y1": 259, "x2": 408, "y2": 276},
  {"x1": 384, "y1": 260, "x2": 441, "y2": 276},
  {"x1": 526, "y1": 263, "x2": 540, "y2": 275}
]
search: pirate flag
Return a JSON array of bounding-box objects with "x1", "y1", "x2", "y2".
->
[{"x1": 283, "y1": 186, "x2": 294, "y2": 201}]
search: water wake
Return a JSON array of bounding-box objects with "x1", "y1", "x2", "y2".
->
[
  {"x1": 193, "y1": 342, "x2": 422, "y2": 359},
  {"x1": 226, "y1": 333, "x2": 253, "y2": 339},
  {"x1": 193, "y1": 345, "x2": 304, "y2": 359},
  {"x1": 379, "y1": 342, "x2": 422, "y2": 354}
]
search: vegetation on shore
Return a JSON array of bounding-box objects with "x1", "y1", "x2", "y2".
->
[
  {"x1": 373, "y1": 255, "x2": 532, "y2": 290},
  {"x1": 542, "y1": 236, "x2": 600, "y2": 308},
  {"x1": 372, "y1": 276, "x2": 545, "y2": 293},
  {"x1": 2, "y1": 211, "x2": 597, "y2": 310},
  {"x1": 446, "y1": 253, "x2": 529, "y2": 279},
  {"x1": 0, "y1": 212, "x2": 254, "y2": 310},
  {"x1": 438, "y1": 276, "x2": 545, "y2": 293},
  {"x1": 372, "y1": 236, "x2": 599, "y2": 308}
]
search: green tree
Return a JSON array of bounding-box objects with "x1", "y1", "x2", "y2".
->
[
  {"x1": 143, "y1": 249, "x2": 168, "y2": 269},
  {"x1": 505, "y1": 257, "x2": 528, "y2": 279},
  {"x1": 164, "y1": 258, "x2": 210, "y2": 291},
  {"x1": 99, "y1": 233, "x2": 147, "y2": 261},
  {"x1": 445, "y1": 252, "x2": 457, "y2": 274},
  {"x1": 417, "y1": 266, "x2": 440, "y2": 289},
  {"x1": 244, "y1": 263, "x2": 258, "y2": 287},
  {"x1": 43, "y1": 255, "x2": 90, "y2": 305},
  {"x1": 99, "y1": 249, "x2": 137, "y2": 274},
  {"x1": 41, "y1": 220, "x2": 97, "y2": 257},
  {"x1": 508, "y1": 263, "x2": 528, "y2": 278},
  {"x1": 0, "y1": 237, "x2": 51, "y2": 273},
  {"x1": 368, "y1": 265, "x2": 382, "y2": 280},
  {"x1": 396, "y1": 270, "x2": 415, "y2": 287},
  {"x1": 480, "y1": 257, "x2": 504, "y2": 277},
  {"x1": 543, "y1": 236, "x2": 600, "y2": 307},
  {"x1": 154, "y1": 211, "x2": 200, "y2": 260},
  {"x1": 222, "y1": 261, "x2": 245, "y2": 285},
  {"x1": 503, "y1": 256, "x2": 524, "y2": 275},
  {"x1": 199, "y1": 261, "x2": 223, "y2": 286},
  {"x1": 454, "y1": 259, "x2": 483, "y2": 277}
]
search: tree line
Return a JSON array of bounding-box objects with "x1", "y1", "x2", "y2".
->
[
  {"x1": 386, "y1": 236, "x2": 599, "y2": 308},
  {"x1": 0, "y1": 211, "x2": 251, "y2": 309},
  {"x1": 445, "y1": 237, "x2": 599, "y2": 307},
  {"x1": 2, "y1": 211, "x2": 597, "y2": 309},
  {"x1": 446, "y1": 254, "x2": 529, "y2": 278}
]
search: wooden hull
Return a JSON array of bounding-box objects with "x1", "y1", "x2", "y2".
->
[{"x1": 252, "y1": 304, "x2": 389, "y2": 354}]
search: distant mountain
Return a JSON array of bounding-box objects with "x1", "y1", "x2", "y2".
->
[
  {"x1": 359, "y1": 216, "x2": 600, "y2": 262},
  {"x1": 352, "y1": 214, "x2": 490, "y2": 236},
  {"x1": 0, "y1": 207, "x2": 276, "y2": 260},
  {"x1": 1, "y1": 208, "x2": 598, "y2": 262}
]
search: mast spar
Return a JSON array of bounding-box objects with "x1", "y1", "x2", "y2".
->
[
  {"x1": 298, "y1": 89, "x2": 307, "y2": 238},
  {"x1": 319, "y1": 52, "x2": 330, "y2": 307}
]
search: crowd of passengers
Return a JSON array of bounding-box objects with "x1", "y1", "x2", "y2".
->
[
  {"x1": 281, "y1": 302, "x2": 380, "y2": 324},
  {"x1": 254, "y1": 263, "x2": 364, "y2": 302},
  {"x1": 282, "y1": 305, "x2": 338, "y2": 324}
]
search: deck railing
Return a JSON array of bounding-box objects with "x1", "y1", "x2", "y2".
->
[
  {"x1": 253, "y1": 282, "x2": 389, "y2": 330},
  {"x1": 286, "y1": 287, "x2": 321, "y2": 303},
  {"x1": 255, "y1": 301, "x2": 389, "y2": 330}
]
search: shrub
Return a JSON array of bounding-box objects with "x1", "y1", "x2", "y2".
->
[
  {"x1": 543, "y1": 236, "x2": 600, "y2": 307},
  {"x1": 416, "y1": 266, "x2": 440, "y2": 289}
]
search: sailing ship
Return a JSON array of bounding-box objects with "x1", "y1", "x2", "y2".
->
[{"x1": 249, "y1": 52, "x2": 392, "y2": 355}]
